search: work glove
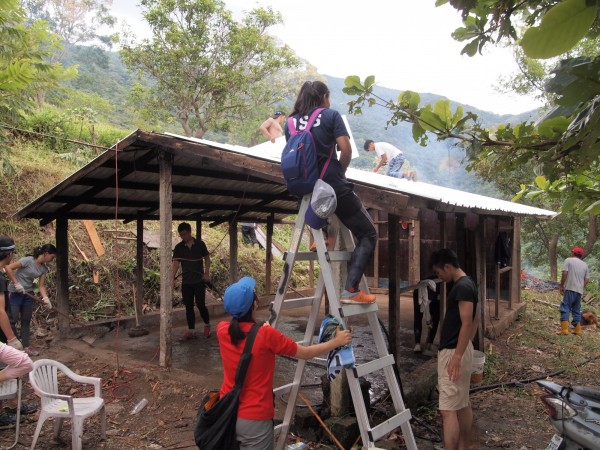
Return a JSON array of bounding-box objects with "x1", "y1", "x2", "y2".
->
[
  {"x1": 42, "y1": 296, "x2": 52, "y2": 310},
  {"x1": 7, "y1": 337, "x2": 23, "y2": 351},
  {"x1": 14, "y1": 282, "x2": 25, "y2": 294}
]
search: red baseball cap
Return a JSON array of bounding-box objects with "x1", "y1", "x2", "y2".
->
[{"x1": 572, "y1": 247, "x2": 584, "y2": 256}]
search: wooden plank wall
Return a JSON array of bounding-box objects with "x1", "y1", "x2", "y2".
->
[{"x1": 368, "y1": 209, "x2": 516, "y2": 297}]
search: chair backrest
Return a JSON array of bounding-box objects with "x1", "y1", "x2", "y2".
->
[{"x1": 29, "y1": 359, "x2": 69, "y2": 407}]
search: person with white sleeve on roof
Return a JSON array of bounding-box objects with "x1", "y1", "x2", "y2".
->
[{"x1": 364, "y1": 140, "x2": 406, "y2": 178}]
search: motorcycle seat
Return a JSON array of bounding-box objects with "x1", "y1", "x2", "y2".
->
[{"x1": 572, "y1": 386, "x2": 600, "y2": 402}]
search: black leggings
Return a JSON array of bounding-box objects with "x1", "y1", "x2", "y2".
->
[
  {"x1": 181, "y1": 282, "x2": 209, "y2": 329},
  {"x1": 333, "y1": 184, "x2": 377, "y2": 292},
  {"x1": 10, "y1": 296, "x2": 34, "y2": 348}
]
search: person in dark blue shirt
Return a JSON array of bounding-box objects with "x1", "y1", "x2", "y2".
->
[{"x1": 285, "y1": 81, "x2": 377, "y2": 304}]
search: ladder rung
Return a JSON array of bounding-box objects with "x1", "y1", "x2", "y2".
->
[
  {"x1": 324, "y1": 251, "x2": 353, "y2": 261},
  {"x1": 293, "y1": 251, "x2": 353, "y2": 262},
  {"x1": 293, "y1": 252, "x2": 318, "y2": 261},
  {"x1": 368, "y1": 409, "x2": 412, "y2": 442},
  {"x1": 351, "y1": 354, "x2": 395, "y2": 378},
  {"x1": 273, "y1": 382, "x2": 294, "y2": 396},
  {"x1": 280, "y1": 297, "x2": 318, "y2": 309},
  {"x1": 339, "y1": 302, "x2": 379, "y2": 317}
]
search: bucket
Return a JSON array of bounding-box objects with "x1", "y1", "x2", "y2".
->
[{"x1": 471, "y1": 350, "x2": 485, "y2": 385}]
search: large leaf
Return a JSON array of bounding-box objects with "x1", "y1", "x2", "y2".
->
[
  {"x1": 418, "y1": 107, "x2": 447, "y2": 132},
  {"x1": 536, "y1": 116, "x2": 570, "y2": 139},
  {"x1": 521, "y1": 0, "x2": 597, "y2": 59},
  {"x1": 545, "y1": 56, "x2": 600, "y2": 107},
  {"x1": 433, "y1": 99, "x2": 453, "y2": 128},
  {"x1": 398, "y1": 90, "x2": 420, "y2": 110}
]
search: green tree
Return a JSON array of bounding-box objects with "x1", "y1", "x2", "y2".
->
[
  {"x1": 23, "y1": 0, "x2": 116, "y2": 46},
  {"x1": 119, "y1": 0, "x2": 299, "y2": 138},
  {"x1": 0, "y1": 0, "x2": 76, "y2": 173},
  {"x1": 221, "y1": 60, "x2": 324, "y2": 146}
]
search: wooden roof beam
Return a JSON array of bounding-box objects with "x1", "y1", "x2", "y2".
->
[
  {"x1": 50, "y1": 195, "x2": 296, "y2": 213},
  {"x1": 74, "y1": 179, "x2": 290, "y2": 201}
]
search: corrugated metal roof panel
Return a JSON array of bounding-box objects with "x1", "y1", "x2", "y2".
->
[{"x1": 165, "y1": 133, "x2": 556, "y2": 219}]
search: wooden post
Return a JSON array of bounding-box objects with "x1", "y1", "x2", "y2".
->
[
  {"x1": 196, "y1": 220, "x2": 202, "y2": 242},
  {"x1": 388, "y1": 214, "x2": 401, "y2": 361},
  {"x1": 455, "y1": 214, "x2": 466, "y2": 265},
  {"x1": 509, "y1": 216, "x2": 522, "y2": 307},
  {"x1": 159, "y1": 151, "x2": 173, "y2": 368},
  {"x1": 136, "y1": 216, "x2": 144, "y2": 324},
  {"x1": 373, "y1": 210, "x2": 380, "y2": 288},
  {"x1": 476, "y1": 216, "x2": 487, "y2": 351},
  {"x1": 439, "y1": 212, "x2": 447, "y2": 328},
  {"x1": 265, "y1": 214, "x2": 274, "y2": 295},
  {"x1": 408, "y1": 218, "x2": 421, "y2": 285},
  {"x1": 230, "y1": 221, "x2": 238, "y2": 284},
  {"x1": 55, "y1": 217, "x2": 70, "y2": 336},
  {"x1": 495, "y1": 264, "x2": 500, "y2": 319}
]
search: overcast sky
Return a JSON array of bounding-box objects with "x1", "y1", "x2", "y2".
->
[{"x1": 110, "y1": 1, "x2": 544, "y2": 115}]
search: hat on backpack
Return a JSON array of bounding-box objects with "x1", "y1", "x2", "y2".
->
[
  {"x1": 305, "y1": 180, "x2": 337, "y2": 229},
  {"x1": 223, "y1": 277, "x2": 256, "y2": 318}
]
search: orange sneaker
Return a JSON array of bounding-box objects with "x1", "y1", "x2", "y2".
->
[
  {"x1": 309, "y1": 235, "x2": 335, "y2": 252},
  {"x1": 340, "y1": 290, "x2": 376, "y2": 304},
  {"x1": 180, "y1": 330, "x2": 198, "y2": 341}
]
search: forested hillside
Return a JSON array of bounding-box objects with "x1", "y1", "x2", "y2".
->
[{"x1": 54, "y1": 44, "x2": 543, "y2": 198}]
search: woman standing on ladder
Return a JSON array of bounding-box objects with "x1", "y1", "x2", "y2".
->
[
  {"x1": 5, "y1": 244, "x2": 56, "y2": 356},
  {"x1": 285, "y1": 81, "x2": 378, "y2": 304}
]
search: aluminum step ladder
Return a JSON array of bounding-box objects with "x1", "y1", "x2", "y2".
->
[{"x1": 270, "y1": 194, "x2": 417, "y2": 450}]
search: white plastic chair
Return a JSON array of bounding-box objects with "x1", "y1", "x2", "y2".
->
[
  {"x1": 28, "y1": 359, "x2": 106, "y2": 450},
  {"x1": 0, "y1": 378, "x2": 22, "y2": 449}
]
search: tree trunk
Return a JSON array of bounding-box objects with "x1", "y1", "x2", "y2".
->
[
  {"x1": 583, "y1": 215, "x2": 598, "y2": 258},
  {"x1": 548, "y1": 233, "x2": 559, "y2": 281},
  {"x1": 180, "y1": 115, "x2": 192, "y2": 137},
  {"x1": 35, "y1": 89, "x2": 46, "y2": 107}
]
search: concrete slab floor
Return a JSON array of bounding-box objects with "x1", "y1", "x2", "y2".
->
[{"x1": 85, "y1": 292, "x2": 523, "y2": 415}]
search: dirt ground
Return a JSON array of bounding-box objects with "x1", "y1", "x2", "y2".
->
[{"x1": 1, "y1": 289, "x2": 598, "y2": 450}]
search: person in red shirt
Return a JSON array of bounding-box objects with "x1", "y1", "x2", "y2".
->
[{"x1": 217, "y1": 277, "x2": 352, "y2": 450}]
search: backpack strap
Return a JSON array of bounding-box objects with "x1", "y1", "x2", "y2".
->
[
  {"x1": 233, "y1": 323, "x2": 260, "y2": 389},
  {"x1": 319, "y1": 145, "x2": 335, "y2": 180},
  {"x1": 288, "y1": 108, "x2": 324, "y2": 136}
]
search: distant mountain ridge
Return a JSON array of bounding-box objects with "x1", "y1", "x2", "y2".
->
[{"x1": 325, "y1": 75, "x2": 541, "y2": 197}]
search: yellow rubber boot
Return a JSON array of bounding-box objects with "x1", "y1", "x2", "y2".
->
[
  {"x1": 574, "y1": 323, "x2": 582, "y2": 336},
  {"x1": 559, "y1": 321, "x2": 569, "y2": 335}
]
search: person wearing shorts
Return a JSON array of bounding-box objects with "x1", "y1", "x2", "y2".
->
[{"x1": 430, "y1": 249, "x2": 479, "y2": 450}]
